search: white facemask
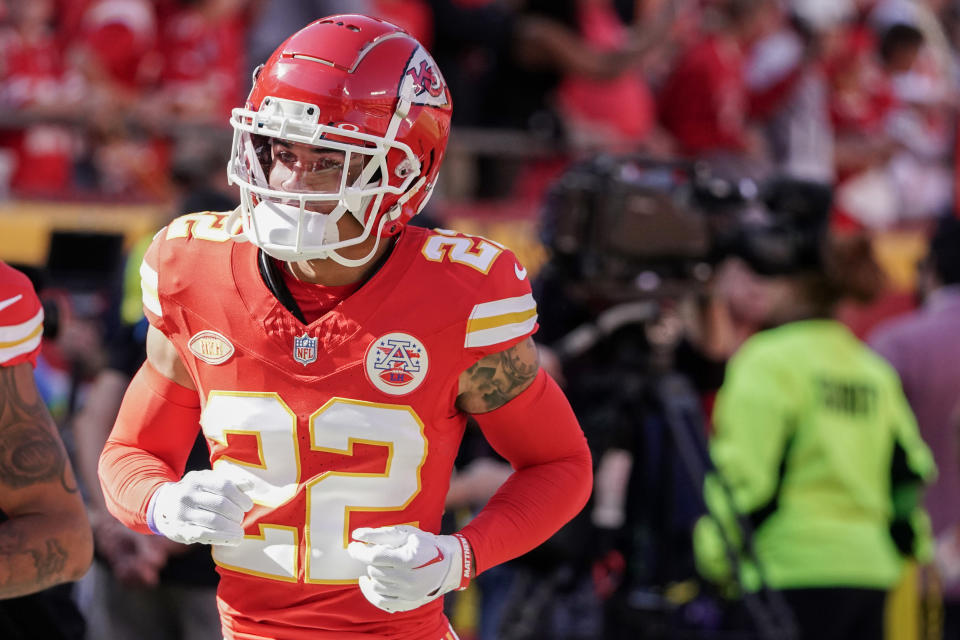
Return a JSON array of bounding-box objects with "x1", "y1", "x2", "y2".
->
[{"x1": 248, "y1": 200, "x2": 341, "y2": 262}]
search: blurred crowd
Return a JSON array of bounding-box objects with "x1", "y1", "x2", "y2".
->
[
  {"x1": 4, "y1": 0, "x2": 960, "y2": 639},
  {"x1": 0, "y1": 0, "x2": 957, "y2": 227}
]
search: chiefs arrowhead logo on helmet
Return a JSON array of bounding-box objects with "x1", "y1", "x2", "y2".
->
[{"x1": 401, "y1": 49, "x2": 447, "y2": 106}]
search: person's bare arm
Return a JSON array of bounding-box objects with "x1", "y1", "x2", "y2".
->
[
  {"x1": 0, "y1": 362, "x2": 93, "y2": 598},
  {"x1": 73, "y1": 369, "x2": 130, "y2": 521},
  {"x1": 512, "y1": 3, "x2": 676, "y2": 81},
  {"x1": 456, "y1": 337, "x2": 539, "y2": 413},
  {"x1": 74, "y1": 367, "x2": 173, "y2": 587},
  {"x1": 146, "y1": 324, "x2": 195, "y2": 389}
]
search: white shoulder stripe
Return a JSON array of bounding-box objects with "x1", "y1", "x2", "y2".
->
[
  {"x1": 0, "y1": 332, "x2": 42, "y2": 365},
  {"x1": 469, "y1": 293, "x2": 536, "y2": 319},
  {"x1": 140, "y1": 259, "x2": 158, "y2": 288},
  {"x1": 140, "y1": 260, "x2": 162, "y2": 317},
  {"x1": 465, "y1": 293, "x2": 538, "y2": 348},
  {"x1": 0, "y1": 309, "x2": 44, "y2": 344},
  {"x1": 142, "y1": 284, "x2": 162, "y2": 317}
]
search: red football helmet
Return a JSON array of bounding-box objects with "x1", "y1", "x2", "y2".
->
[{"x1": 227, "y1": 15, "x2": 452, "y2": 265}]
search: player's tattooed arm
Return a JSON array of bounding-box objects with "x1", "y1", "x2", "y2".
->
[
  {"x1": 457, "y1": 337, "x2": 540, "y2": 414},
  {"x1": 0, "y1": 363, "x2": 92, "y2": 598},
  {"x1": 0, "y1": 365, "x2": 74, "y2": 492}
]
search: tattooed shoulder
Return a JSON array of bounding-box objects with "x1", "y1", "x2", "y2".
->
[
  {"x1": 0, "y1": 365, "x2": 71, "y2": 491},
  {"x1": 457, "y1": 337, "x2": 540, "y2": 414}
]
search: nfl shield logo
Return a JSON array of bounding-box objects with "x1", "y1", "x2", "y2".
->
[{"x1": 293, "y1": 333, "x2": 318, "y2": 366}]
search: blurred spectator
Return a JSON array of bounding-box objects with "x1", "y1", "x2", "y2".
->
[
  {"x1": 745, "y1": 0, "x2": 855, "y2": 183},
  {"x1": 695, "y1": 233, "x2": 935, "y2": 640},
  {"x1": 153, "y1": 0, "x2": 253, "y2": 124},
  {"x1": 0, "y1": 0, "x2": 84, "y2": 197},
  {"x1": 480, "y1": 0, "x2": 662, "y2": 136},
  {"x1": 73, "y1": 310, "x2": 221, "y2": 640},
  {"x1": 869, "y1": 217, "x2": 960, "y2": 639},
  {"x1": 67, "y1": 0, "x2": 168, "y2": 198},
  {"x1": 658, "y1": 0, "x2": 781, "y2": 161},
  {"x1": 826, "y1": 24, "x2": 900, "y2": 229},
  {"x1": 826, "y1": 19, "x2": 952, "y2": 228},
  {"x1": 69, "y1": 0, "x2": 161, "y2": 109},
  {"x1": 553, "y1": 0, "x2": 675, "y2": 152},
  {"x1": 433, "y1": 0, "x2": 674, "y2": 199},
  {"x1": 878, "y1": 22, "x2": 954, "y2": 221}
]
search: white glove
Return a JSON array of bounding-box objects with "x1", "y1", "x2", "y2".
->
[
  {"x1": 149, "y1": 469, "x2": 254, "y2": 546},
  {"x1": 347, "y1": 525, "x2": 469, "y2": 613}
]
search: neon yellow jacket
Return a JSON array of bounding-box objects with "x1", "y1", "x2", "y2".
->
[{"x1": 695, "y1": 319, "x2": 935, "y2": 591}]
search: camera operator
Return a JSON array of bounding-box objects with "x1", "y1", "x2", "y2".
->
[
  {"x1": 695, "y1": 230, "x2": 936, "y2": 640},
  {"x1": 530, "y1": 156, "x2": 743, "y2": 639},
  {"x1": 532, "y1": 154, "x2": 937, "y2": 639}
]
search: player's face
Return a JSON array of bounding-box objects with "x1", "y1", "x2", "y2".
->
[{"x1": 267, "y1": 141, "x2": 365, "y2": 214}]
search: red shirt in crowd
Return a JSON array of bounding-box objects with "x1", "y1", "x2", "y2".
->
[
  {"x1": 557, "y1": 0, "x2": 656, "y2": 144},
  {"x1": 0, "y1": 26, "x2": 77, "y2": 195},
  {"x1": 658, "y1": 35, "x2": 749, "y2": 155}
]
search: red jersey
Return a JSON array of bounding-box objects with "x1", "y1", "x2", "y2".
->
[
  {"x1": 0, "y1": 262, "x2": 43, "y2": 368},
  {"x1": 140, "y1": 214, "x2": 538, "y2": 639}
]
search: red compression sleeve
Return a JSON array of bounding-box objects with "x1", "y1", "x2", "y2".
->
[
  {"x1": 460, "y1": 370, "x2": 593, "y2": 574},
  {"x1": 98, "y1": 361, "x2": 202, "y2": 534}
]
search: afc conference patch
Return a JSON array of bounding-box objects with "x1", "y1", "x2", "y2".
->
[
  {"x1": 293, "y1": 332, "x2": 318, "y2": 366},
  {"x1": 364, "y1": 332, "x2": 429, "y2": 395}
]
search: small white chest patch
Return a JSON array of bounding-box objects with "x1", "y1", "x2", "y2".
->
[{"x1": 188, "y1": 330, "x2": 234, "y2": 365}]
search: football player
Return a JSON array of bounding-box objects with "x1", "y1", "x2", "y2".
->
[
  {"x1": 0, "y1": 262, "x2": 92, "y2": 599},
  {"x1": 99, "y1": 15, "x2": 592, "y2": 640}
]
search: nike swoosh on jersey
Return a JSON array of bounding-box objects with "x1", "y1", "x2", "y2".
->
[
  {"x1": 413, "y1": 546, "x2": 445, "y2": 569},
  {"x1": 514, "y1": 264, "x2": 527, "y2": 280},
  {"x1": 0, "y1": 294, "x2": 23, "y2": 313}
]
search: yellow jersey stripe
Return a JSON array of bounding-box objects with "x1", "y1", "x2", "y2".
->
[
  {"x1": 464, "y1": 314, "x2": 538, "y2": 349},
  {"x1": 466, "y1": 307, "x2": 538, "y2": 333},
  {"x1": 0, "y1": 331, "x2": 41, "y2": 365},
  {"x1": 469, "y1": 293, "x2": 536, "y2": 319},
  {"x1": 0, "y1": 322, "x2": 42, "y2": 349},
  {"x1": 0, "y1": 309, "x2": 43, "y2": 344}
]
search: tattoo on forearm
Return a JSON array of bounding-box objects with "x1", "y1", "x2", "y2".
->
[
  {"x1": 29, "y1": 539, "x2": 68, "y2": 582},
  {"x1": 462, "y1": 339, "x2": 539, "y2": 412},
  {"x1": 0, "y1": 368, "x2": 70, "y2": 491},
  {"x1": 0, "y1": 532, "x2": 69, "y2": 594}
]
